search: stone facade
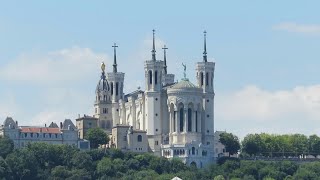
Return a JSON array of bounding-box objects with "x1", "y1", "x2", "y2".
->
[
  {"x1": 92, "y1": 31, "x2": 216, "y2": 167},
  {"x1": 0, "y1": 117, "x2": 80, "y2": 148}
]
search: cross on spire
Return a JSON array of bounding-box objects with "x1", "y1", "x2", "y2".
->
[
  {"x1": 203, "y1": 30, "x2": 207, "y2": 62},
  {"x1": 112, "y1": 43, "x2": 118, "y2": 73},
  {"x1": 151, "y1": 29, "x2": 156, "y2": 61},
  {"x1": 162, "y1": 45, "x2": 168, "y2": 74}
]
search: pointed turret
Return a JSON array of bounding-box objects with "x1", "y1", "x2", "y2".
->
[
  {"x1": 112, "y1": 43, "x2": 118, "y2": 73},
  {"x1": 203, "y1": 30, "x2": 207, "y2": 62},
  {"x1": 151, "y1": 29, "x2": 156, "y2": 61},
  {"x1": 162, "y1": 45, "x2": 168, "y2": 74}
]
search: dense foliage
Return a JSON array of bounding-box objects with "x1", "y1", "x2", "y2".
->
[
  {"x1": 85, "y1": 128, "x2": 109, "y2": 149},
  {"x1": 219, "y1": 132, "x2": 240, "y2": 156},
  {"x1": 241, "y1": 133, "x2": 320, "y2": 157}
]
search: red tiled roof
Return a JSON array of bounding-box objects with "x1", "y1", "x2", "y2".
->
[{"x1": 20, "y1": 127, "x2": 61, "y2": 133}]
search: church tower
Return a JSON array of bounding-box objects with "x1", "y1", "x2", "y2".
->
[
  {"x1": 144, "y1": 30, "x2": 164, "y2": 155},
  {"x1": 195, "y1": 31, "x2": 215, "y2": 152},
  {"x1": 94, "y1": 62, "x2": 113, "y2": 132},
  {"x1": 161, "y1": 45, "x2": 175, "y2": 86},
  {"x1": 107, "y1": 43, "x2": 125, "y2": 127}
]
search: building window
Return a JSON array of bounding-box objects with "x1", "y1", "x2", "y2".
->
[
  {"x1": 155, "y1": 98, "x2": 158, "y2": 101},
  {"x1": 207, "y1": 99, "x2": 209, "y2": 102},
  {"x1": 207, "y1": 114, "x2": 209, "y2": 118},
  {"x1": 111, "y1": 82, "x2": 114, "y2": 95},
  {"x1": 149, "y1": 70, "x2": 152, "y2": 84},
  {"x1": 155, "y1": 71, "x2": 158, "y2": 84},
  {"x1": 123, "y1": 136, "x2": 127, "y2": 141},
  {"x1": 207, "y1": 142, "x2": 210, "y2": 145},
  {"x1": 116, "y1": 82, "x2": 119, "y2": 96},
  {"x1": 192, "y1": 147, "x2": 195, "y2": 155},
  {"x1": 206, "y1": 72, "x2": 209, "y2": 86},
  {"x1": 137, "y1": 135, "x2": 142, "y2": 142},
  {"x1": 188, "y1": 108, "x2": 192, "y2": 132},
  {"x1": 30, "y1": 133, "x2": 33, "y2": 138},
  {"x1": 155, "y1": 141, "x2": 158, "y2": 145},
  {"x1": 195, "y1": 111, "x2": 198, "y2": 132},
  {"x1": 180, "y1": 108, "x2": 184, "y2": 132},
  {"x1": 200, "y1": 72, "x2": 204, "y2": 86},
  {"x1": 155, "y1": 113, "x2": 158, "y2": 116}
]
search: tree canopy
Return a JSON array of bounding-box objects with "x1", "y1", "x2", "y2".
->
[
  {"x1": 85, "y1": 128, "x2": 109, "y2": 149},
  {"x1": 219, "y1": 132, "x2": 240, "y2": 156}
]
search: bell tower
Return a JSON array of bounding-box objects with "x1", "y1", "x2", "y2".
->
[
  {"x1": 107, "y1": 43, "x2": 125, "y2": 127},
  {"x1": 144, "y1": 30, "x2": 164, "y2": 155},
  {"x1": 94, "y1": 62, "x2": 113, "y2": 131},
  {"x1": 195, "y1": 31, "x2": 215, "y2": 153}
]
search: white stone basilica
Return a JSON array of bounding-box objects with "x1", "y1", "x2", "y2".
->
[{"x1": 94, "y1": 30, "x2": 215, "y2": 167}]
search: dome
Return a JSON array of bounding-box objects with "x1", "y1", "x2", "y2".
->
[
  {"x1": 3, "y1": 117, "x2": 16, "y2": 128},
  {"x1": 96, "y1": 69, "x2": 110, "y2": 92},
  {"x1": 169, "y1": 78, "x2": 200, "y2": 90}
]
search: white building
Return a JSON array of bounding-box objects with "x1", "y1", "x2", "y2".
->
[
  {"x1": 0, "y1": 117, "x2": 81, "y2": 148},
  {"x1": 94, "y1": 30, "x2": 215, "y2": 167}
]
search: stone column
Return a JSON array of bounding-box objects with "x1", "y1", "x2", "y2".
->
[{"x1": 175, "y1": 111, "x2": 178, "y2": 133}]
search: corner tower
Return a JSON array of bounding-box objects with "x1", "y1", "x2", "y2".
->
[
  {"x1": 195, "y1": 31, "x2": 215, "y2": 154},
  {"x1": 144, "y1": 30, "x2": 164, "y2": 155},
  {"x1": 94, "y1": 62, "x2": 113, "y2": 132},
  {"x1": 107, "y1": 43, "x2": 125, "y2": 127}
]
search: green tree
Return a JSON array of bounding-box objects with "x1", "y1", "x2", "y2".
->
[
  {"x1": 85, "y1": 128, "x2": 109, "y2": 149},
  {"x1": 0, "y1": 136, "x2": 14, "y2": 158},
  {"x1": 214, "y1": 175, "x2": 225, "y2": 180},
  {"x1": 96, "y1": 157, "x2": 114, "y2": 177},
  {"x1": 6, "y1": 148, "x2": 39, "y2": 180},
  {"x1": 241, "y1": 134, "x2": 265, "y2": 156},
  {"x1": 219, "y1": 132, "x2": 240, "y2": 156},
  {"x1": 0, "y1": 156, "x2": 12, "y2": 180}
]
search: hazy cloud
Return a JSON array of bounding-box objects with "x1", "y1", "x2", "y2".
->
[{"x1": 273, "y1": 22, "x2": 320, "y2": 35}]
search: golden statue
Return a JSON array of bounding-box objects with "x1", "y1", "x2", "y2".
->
[{"x1": 101, "y1": 62, "x2": 106, "y2": 72}]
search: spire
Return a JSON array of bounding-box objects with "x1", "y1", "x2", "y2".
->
[
  {"x1": 112, "y1": 43, "x2": 118, "y2": 73},
  {"x1": 162, "y1": 45, "x2": 168, "y2": 74},
  {"x1": 203, "y1": 30, "x2": 207, "y2": 62},
  {"x1": 151, "y1": 29, "x2": 156, "y2": 61}
]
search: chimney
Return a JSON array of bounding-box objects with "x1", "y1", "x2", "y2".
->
[
  {"x1": 78, "y1": 114, "x2": 80, "y2": 118},
  {"x1": 60, "y1": 122, "x2": 63, "y2": 129}
]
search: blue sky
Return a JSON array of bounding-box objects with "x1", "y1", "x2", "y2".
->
[{"x1": 1, "y1": 1, "x2": 320, "y2": 138}]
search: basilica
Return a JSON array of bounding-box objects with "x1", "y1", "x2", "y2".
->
[{"x1": 92, "y1": 30, "x2": 215, "y2": 167}]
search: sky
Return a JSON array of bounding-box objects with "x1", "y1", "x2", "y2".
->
[{"x1": 1, "y1": 1, "x2": 320, "y2": 138}]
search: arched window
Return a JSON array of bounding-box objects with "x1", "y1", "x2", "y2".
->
[
  {"x1": 149, "y1": 70, "x2": 152, "y2": 84},
  {"x1": 200, "y1": 72, "x2": 204, "y2": 86},
  {"x1": 195, "y1": 111, "x2": 198, "y2": 132},
  {"x1": 155, "y1": 71, "x2": 158, "y2": 84},
  {"x1": 188, "y1": 108, "x2": 192, "y2": 132},
  {"x1": 116, "y1": 82, "x2": 119, "y2": 96},
  {"x1": 180, "y1": 108, "x2": 184, "y2": 132},
  {"x1": 137, "y1": 135, "x2": 142, "y2": 142},
  {"x1": 206, "y1": 72, "x2": 209, "y2": 86},
  {"x1": 192, "y1": 147, "x2": 195, "y2": 155},
  {"x1": 111, "y1": 82, "x2": 113, "y2": 95}
]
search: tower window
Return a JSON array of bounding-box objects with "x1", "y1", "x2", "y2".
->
[
  {"x1": 180, "y1": 108, "x2": 184, "y2": 132},
  {"x1": 195, "y1": 111, "x2": 198, "y2": 132},
  {"x1": 206, "y1": 72, "x2": 209, "y2": 86},
  {"x1": 200, "y1": 72, "x2": 204, "y2": 86},
  {"x1": 149, "y1": 70, "x2": 152, "y2": 84},
  {"x1": 155, "y1": 71, "x2": 158, "y2": 85},
  {"x1": 116, "y1": 82, "x2": 119, "y2": 96},
  {"x1": 188, "y1": 108, "x2": 192, "y2": 132},
  {"x1": 111, "y1": 82, "x2": 113, "y2": 95}
]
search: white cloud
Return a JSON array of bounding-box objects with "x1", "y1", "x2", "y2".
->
[
  {"x1": 273, "y1": 22, "x2": 320, "y2": 35},
  {"x1": 0, "y1": 47, "x2": 111, "y2": 84},
  {"x1": 216, "y1": 85, "x2": 320, "y2": 138}
]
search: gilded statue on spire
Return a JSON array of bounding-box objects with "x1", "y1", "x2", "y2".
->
[{"x1": 101, "y1": 62, "x2": 106, "y2": 72}]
